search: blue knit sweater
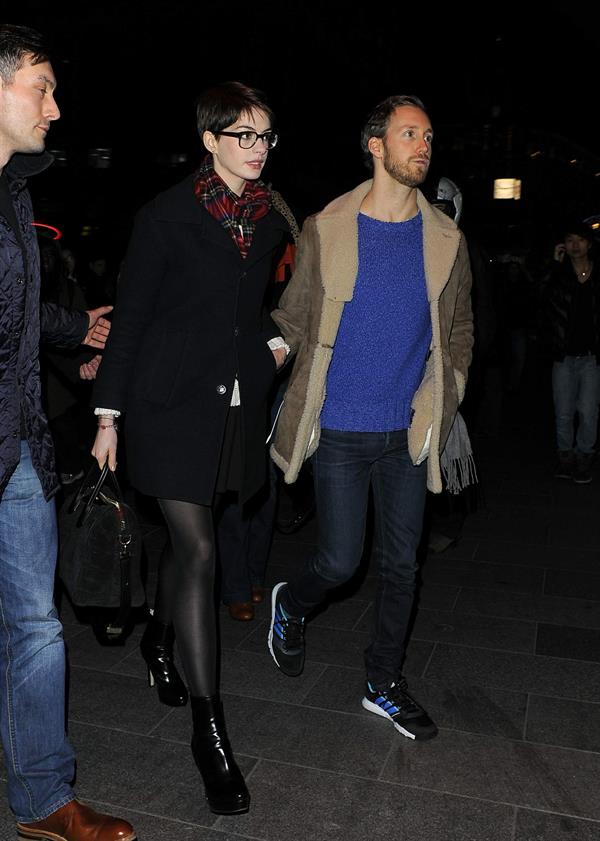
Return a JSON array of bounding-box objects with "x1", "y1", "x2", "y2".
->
[{"x1": 321, "y1": 212, "x2": 432, "y2": 432}]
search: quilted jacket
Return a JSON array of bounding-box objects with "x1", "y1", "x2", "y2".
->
[{"x1": 0, "y1": 152, "x2": 87, "y2": 500}]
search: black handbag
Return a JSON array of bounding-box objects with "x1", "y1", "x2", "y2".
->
[{"x1": 58, "y1": 462, "x2": 145, "y2": 626}]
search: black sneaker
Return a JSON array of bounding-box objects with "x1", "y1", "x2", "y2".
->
[
  {"x1": 362, "y1": 678, "x2": 438, "y2": 741},
  {"x1": 573, "y1": 453, "x2": 593, "y2": 484},
  {"x1": 268, "y1": 582, "x2": 305, "y2": 676},
  {"x1": 554, "y1": 450, "x2": 574, "y2": 480}
]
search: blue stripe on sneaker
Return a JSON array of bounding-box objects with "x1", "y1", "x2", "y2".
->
[{"x1": 376, "y1": 695, "x2": 399, "y2": 716}]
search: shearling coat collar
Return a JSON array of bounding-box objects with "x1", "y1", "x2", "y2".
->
[{"x1": 316, "y1": 180, "x2": 461, "y2": 304}]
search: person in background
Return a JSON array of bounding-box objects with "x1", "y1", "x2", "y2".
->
[
  {"x1": 543, "y1": 222, "x2": 599, "y2": 484},
  {"x1": 217, "y1": 195, "x2": 299, "y2": 621},
  {"x1": 40, "y1": 240, "x2": 100, "y2": 485}
]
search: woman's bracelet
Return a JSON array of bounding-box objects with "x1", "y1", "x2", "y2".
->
[{"x1": 98, "y1": 422, "x2": 118, "y2": 431}]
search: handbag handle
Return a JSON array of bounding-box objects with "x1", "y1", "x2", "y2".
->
[{"x1": 71, "y1": 461, "x2": 125, "y2": 526}]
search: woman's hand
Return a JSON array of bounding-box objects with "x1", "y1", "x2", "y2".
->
[
  {"x1": 271, "y1": 346, "x2": 286, "y2": 370},
  {"x1": 91, "y1": 421, "x2": 118, "y2": 471}
]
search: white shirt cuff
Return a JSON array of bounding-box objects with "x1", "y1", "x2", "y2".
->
[
  {"x1": 267, "y1": 336, "x2": 290, "y2": 355},
  {"x1": 95, "y1": 407, "x2": 121, "y2": 417}
]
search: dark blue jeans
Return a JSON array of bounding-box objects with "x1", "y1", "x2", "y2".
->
[
  {"x1": 218, "y1": 463, "x2": 277, "y2": 604},
  {"x1": 284, "y1": 428, "x2": 427, "y2": 686},
  {"x1": 0, "y1": 442, "x2": 75, "y2": 821},
  {"x1": 552, "y1": 355, "x2": 600, "y2": 454}
]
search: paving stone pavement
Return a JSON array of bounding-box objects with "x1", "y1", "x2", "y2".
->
[{"x1": 2, "y1": 418, "x2": 600, "y2": 840}]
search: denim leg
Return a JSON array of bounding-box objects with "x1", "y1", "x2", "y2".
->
[
  {"x1": 574, "y1": 356, "x2": 600, "y2": 454},
  {"x1": 552, "y1": 359, "x2": 577, "y2": 451},
  {"x1": 366, "y1": 430, "x2": 427, "y2": 686},
  {"x1": 0, "y1": 442, "x2": 75, "y2": 822},
  {"x1": 247, "y1": 461, "x2": 278, "y2": 587},
  {"x1": 284, "y1": 429, "x2": 372, "y2": 617},
  {"x1": 217, "y1": 497, "x2": 252, "y2": 604}
]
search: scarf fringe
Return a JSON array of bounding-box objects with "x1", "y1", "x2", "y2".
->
[
  {"x1": 441, "y1": 452, "x2": 478, "y2": 495},
  {"x1": 440, "y1": 411, "x2": 478, "y2": 494}
]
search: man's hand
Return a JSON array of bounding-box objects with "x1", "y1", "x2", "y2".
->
[
  {"x1": 84, "y1": 306, "x2": 113, "y2": 349},
  {"x1": 79, "y1": 354, "x2": 102, "y2": 380}
]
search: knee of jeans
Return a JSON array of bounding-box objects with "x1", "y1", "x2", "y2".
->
[
  {"x1": 380, "y1": 558, "x2": 418, "y2": 589},
  {"x1": 312, "y1": 551, "x2": 360, "y2": 587},
  {"x1": 6, "y1": 613, "x2": 65, "y2": 665}
]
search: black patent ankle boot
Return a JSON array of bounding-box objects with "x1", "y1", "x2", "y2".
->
[
  {"x1": 140, "y1": 618, "x2": 188, "y2": 707},
  {"x1": 191, "y1": 695, "x2": 250, "y2": 815}
]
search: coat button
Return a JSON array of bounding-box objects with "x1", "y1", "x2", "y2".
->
[
  {"x1": 234, "y1": 327, "x2": 239, "y2": 336},
  {"x1": 216, "y1": 384, "x2": 227, "y2": 395},
  {"x1": 16, "y1": 276, "x2": 24, "y2": 285}
]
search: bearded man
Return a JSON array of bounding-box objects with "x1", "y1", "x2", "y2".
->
[{"x1": 267, "y1": 95, "x2": 473, "y2": 742}]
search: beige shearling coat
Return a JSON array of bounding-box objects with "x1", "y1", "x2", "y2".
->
[{"x1": 270, "y1": 180, "x2": 473, "y2": 493}]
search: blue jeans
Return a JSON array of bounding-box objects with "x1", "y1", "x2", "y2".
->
[
  {"x1": 284, "y1": 428, "x2": 427, "y2": 686},
  {"x1": 552, "y1": 355, "x2": 600, "y2": 453},
  {"x1": 0, "y1": 442, "x2": 75, "y2": 821}
]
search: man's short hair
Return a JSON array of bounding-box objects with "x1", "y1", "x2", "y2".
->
[
  {"x1": 361, "y1": 94, "x2": 428, "y2": 171},
  {"x1": 0, "y1": 23, "x2": 49, "y2": 84},
  {"x1": 196, "y1": 81, "x2": 274, "y2": 138}
]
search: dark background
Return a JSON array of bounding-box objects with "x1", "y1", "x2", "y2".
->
[{"x1": 12, "y1": 1, "x2": 600, "y2": 260}]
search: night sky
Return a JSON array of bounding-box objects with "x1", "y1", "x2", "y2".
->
[{"x1": 11, "y1": 2, "x2": 600, "y2": 249}]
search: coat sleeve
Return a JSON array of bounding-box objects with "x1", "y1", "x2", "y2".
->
[
  {"x1": 449, "y1": 235, "x2": 474, "y2": 401},
  {"x1": 40, "y1": 302, "x2": 88, "y2": 348},
  {"x1": 270, "y1": 216, "x2": 318, "y2": 355},
  {"x1": 92, "y1": 203, "x2": 168, "y2": 412}
]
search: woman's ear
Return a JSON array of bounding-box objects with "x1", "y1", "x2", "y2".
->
[{"x1": 203, "y1": 130, "x2": 217, "y2": 154}]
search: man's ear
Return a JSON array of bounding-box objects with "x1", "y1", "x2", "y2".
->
[{"x1": 368, "y1": 136, "x2": 383, "y2": 162}]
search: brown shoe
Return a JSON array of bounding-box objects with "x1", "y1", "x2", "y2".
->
[
  {"x1": 228, "y1": 602, "x2": 255, "y2": 621},
  {"x1": 17, "y1": 800, "x2": 136, "y2": 841},
  {"x1": 251, "y1": 585, "x2": 265, "y2": 604}
]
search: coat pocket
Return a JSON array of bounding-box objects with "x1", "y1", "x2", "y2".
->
[
  {"x1": 408, "y1": 357, "x2": 434, "y2": 463},
  {"x1": 131, "y1": 330, "x2": 190, "y2": 407}
]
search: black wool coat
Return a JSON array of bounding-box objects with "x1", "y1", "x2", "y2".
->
[{"x1": 92, "y1": 174, "x2": 290, "y2": 505}]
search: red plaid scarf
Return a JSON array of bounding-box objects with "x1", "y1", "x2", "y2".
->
[{"x1": 193, "y1": 155, "x2": 272, "y2": 259}]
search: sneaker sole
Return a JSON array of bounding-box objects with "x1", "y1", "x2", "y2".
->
[
  {"x1": 362, "y1": 696, "x2": 418, "y2": 740},
  {"x1": 362, "y1": 696, "x2": 438, "y2": 741},
  {"x1": 267, "y1": 581, "x2": 287, "y2": 669}
]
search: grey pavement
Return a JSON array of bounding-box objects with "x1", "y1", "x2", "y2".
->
[{"x1": 2, "y1": 424, "x2": 600, "y2": 840}]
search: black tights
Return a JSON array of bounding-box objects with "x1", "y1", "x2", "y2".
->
[{"x1": 155, "y1": 498, "x2": 216, "y2": 697}]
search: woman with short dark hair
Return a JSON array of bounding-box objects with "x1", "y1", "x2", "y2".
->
[{"x1": 91, "y1": 82, "x2": 294, "y2": 815}]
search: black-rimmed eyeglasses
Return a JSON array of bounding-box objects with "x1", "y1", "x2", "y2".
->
[{"x1": 214, "y1": 130, "x2": 278, "y2": 150}]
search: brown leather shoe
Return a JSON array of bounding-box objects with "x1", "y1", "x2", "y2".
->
[
  {"x1": 17, "y1": 799, "x2": 136, "y2": 841},
  {"x1": 251, "y1": 585, "x2": 265, "y2": 604},
  {"x1": 227, "y1": 601, "x2": 255, "y2": 621}
]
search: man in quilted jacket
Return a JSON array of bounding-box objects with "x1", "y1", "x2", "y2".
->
[{"x1": 0, "y1": 23, "x2": 135, "y2": 841}]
